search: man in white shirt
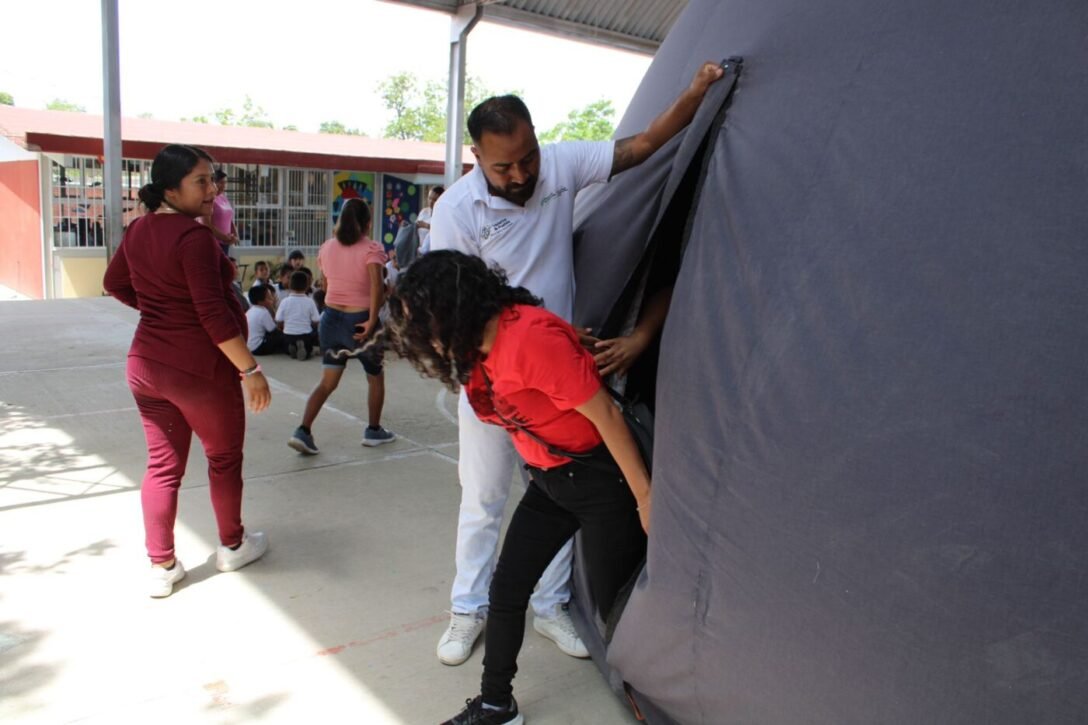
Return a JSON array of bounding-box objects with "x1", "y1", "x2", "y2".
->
[
  {"x1": 415, "y1": 185, "x2": 444, "y2": 256},
  {"x1": 429, "y1": 61, "x2": 726, "y2": 668}
]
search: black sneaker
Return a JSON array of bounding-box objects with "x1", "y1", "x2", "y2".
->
[{"x1": 440, "y1": 695, "x2": 523, "y2": 725}]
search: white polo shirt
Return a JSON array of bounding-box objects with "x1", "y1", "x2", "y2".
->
[
  {"x1": 245, "y1": 305, "x2": 277, "y2": 351},
  {"x1": 429, "y1": 140, "x2": 614, "y2": 322},
  {"x1": 275, "y1": 293, "x2": 320, "y2": 335}
]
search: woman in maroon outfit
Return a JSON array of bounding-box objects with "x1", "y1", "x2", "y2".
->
[{"x1": 104, "y1": 144, "x2": 271, "y2": 597}]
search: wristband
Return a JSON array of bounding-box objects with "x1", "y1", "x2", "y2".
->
[{"x1": 240, "y1": 364, "x2": 262, "y2": 379}]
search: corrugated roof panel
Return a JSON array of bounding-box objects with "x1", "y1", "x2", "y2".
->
[
  {"x1": 503, "y1": 0, "x2": 684, "y2": 42},
  {"x1": 381, "y1": 0, "x2": 688, "y2": 53}
]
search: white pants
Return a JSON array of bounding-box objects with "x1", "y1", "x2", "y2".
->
[{"x1": 452, "y1": 389, "x2": 572, "y2": 619}]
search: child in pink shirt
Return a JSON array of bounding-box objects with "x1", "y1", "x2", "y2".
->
[{"x1": 287, "y1": 198, "x2": 395, "y2": 454}]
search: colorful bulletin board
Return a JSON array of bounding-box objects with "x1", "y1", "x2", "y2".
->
[
  {"x1": 380, "y1": 175, "x2": 421, "y2": 250},
  {"x1": 331, "y1": 171, "x2": 376, "y2": 227}
]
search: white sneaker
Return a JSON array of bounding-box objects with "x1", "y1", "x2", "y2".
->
[
  {"x1": 149, "y1": 560, "x2": 186, "y2": 598},
  {"x1": 216, "y1": 531, "x2": 269, "y2": 572},
  {"x1": 437, "y1": 611, "x2": 486, "y2": 666},
  {"x1": 533, "y1": 607, "x2": 589, "y2": 658}
]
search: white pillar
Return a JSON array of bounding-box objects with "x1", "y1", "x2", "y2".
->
[
  {"x1": 444, "y1": 3, "x2": 483, "y2": 189},
  {"x1": 100, "y1": 0, "x2": 123, "y2": 261},
  {"x1": 38, "y1": 153, "x2": 55, "y2": 299}
]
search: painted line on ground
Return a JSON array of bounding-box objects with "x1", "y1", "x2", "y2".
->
[
  {"x1": 244, "y1": 448, "x2": 447, "y2": 484},
  {"x1": 314, "y1": 612, "x2": 449, "y2": 657},
  {"x1": 265, "y1": 376, "x2": 458, "y2": 467},
  {"x1": 0, "y1": 361, "x2": 125, "y2": 377},
  {"x1": 22, "y1": 402, "x2": 138, "y2": 420},
  {"x1": 435, "y1": 388, "x2": 459, "y2": 426}
]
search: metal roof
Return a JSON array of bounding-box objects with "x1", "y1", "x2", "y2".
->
[
  {"x1": 0, "y1": 106, "x2": 472, "y2": 176},
  {"x1": 382, "y1": 0, "x2": 688, "y2": 55}
]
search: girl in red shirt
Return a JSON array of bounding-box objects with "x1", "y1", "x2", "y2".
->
[
  {"x1": 104, "y1": 144, "x2": 270, "y2": 598},
  {"x1": 378, "y1": 250, "x2": 651, "y2": 725}
]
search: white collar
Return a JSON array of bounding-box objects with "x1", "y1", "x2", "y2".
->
[{"x1": 468, "y1": 147, "x2": 549, "y2": 211}]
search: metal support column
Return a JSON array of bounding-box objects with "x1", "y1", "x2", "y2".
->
[
  {"x1": 38, "y1": 153, "x2": 55, "y2": 299},
  {"x1": 326, "y1": 170, "x2": 335, "y2": 241},
  {"x1": 100, "y1": 0, "x2": 123, "y2": 261},
  {"x1": 444, "y1": 3, "x2": 483, "y2": 189}
]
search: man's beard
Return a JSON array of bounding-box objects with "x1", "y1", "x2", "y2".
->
[{"x1": 488, "y1": 176, "x2": 537, "y2": 206}]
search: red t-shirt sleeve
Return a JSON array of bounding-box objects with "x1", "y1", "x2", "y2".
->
[{"x1": 514, "y1": 317, "x2": 601, "y2": 410}]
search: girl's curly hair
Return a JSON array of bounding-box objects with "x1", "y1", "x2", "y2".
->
[{"x1": 375, "y1": 250, "x2": 541, "y2": 391}]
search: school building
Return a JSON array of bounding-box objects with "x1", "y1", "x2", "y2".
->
[{"x1": 0, "y1": 105, "x2": 469, "y2": 299}]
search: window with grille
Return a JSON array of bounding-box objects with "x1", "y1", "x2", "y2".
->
[
  {"x1": 51, "y1": 156, "x2": 150, "y2": 248},
  {"x1": 49, "y1": 156, "x2": 341, "y2": 251}
]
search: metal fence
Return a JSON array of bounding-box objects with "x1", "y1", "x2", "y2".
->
[
  {"x1": 285, "y1": 169, "x2": 331, "y2": 248},
  {"x1": 225, "y1": 164, "x2": 332, "y2": 249},
  {"x1": 49, "y1": 156, "x2": 335, "y2": 250},
  {"x1": 51, "y1": 156, "x2": 151, "y2": 248}
]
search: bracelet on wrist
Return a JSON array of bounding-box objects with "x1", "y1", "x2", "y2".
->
[{"x1": 240, "y1": 363, "x2": 262, "y2": 379}]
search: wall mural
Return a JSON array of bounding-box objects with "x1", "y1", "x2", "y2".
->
[
  {"x1": 331, "y1": 171, "x2": 376, "y2": 228},
  {"x1": 380, "y1": 174, "x2": 421, "y2": 250}
]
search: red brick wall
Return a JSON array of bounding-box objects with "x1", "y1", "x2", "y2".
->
[{"x1": 0, "y1": 159, "x2": 43, "y2": 299}]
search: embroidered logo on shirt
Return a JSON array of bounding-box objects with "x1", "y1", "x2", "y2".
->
[
  {"x1": 480, "y1": 218, "x2": 513, "y2": 242},
  {"x1": 540, "y1": 186, "x2": 569, "y2": 207}
]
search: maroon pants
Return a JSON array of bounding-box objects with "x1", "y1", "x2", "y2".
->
[{"x1": 127, "y1": 355, "x2": 246, "y2": 563}]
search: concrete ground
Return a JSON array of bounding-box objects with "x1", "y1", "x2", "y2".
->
[{"x1": 0, "y1": 297, "x2": 635, "y2": 725}]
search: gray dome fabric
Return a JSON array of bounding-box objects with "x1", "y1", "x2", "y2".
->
[{"x1": 570, "y1": 1, "x2": 1088, "y2": 722}]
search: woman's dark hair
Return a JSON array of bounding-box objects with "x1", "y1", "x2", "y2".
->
[
  {"x1": 248, "y1": 285, "x2": 271, "y2": 306},
  {"x1": 335, "y1": 198, "x2": 372, "y2": 246},
  {"x1": 138, "y1": 144, "x2": 214, "y2": 211},
  {"x1": 288, "y1": 249, "x2": 305, "y2": 261},
  {"x1": 289, "y1": 270, "x2": 309, "y2": 292},
  {"x1": 376, "y1": 250, "x2": 541, "y2": 391},
  {"x1": 467, "y1": 95, "x2": 533, "y2": 143}
]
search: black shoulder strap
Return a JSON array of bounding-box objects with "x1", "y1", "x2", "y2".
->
[{"x1": 479, "y1": 367, "x2": 593, "y2": 460}]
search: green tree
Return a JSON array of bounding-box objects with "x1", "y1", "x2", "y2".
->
[
  {"x1": 211, "y1": 95, "x2": 273, "y2": 128},
  {"x1": 0, "y1": 92, "x2": 13, "y2": 106},
  {"x1": 182, "y1": 115, "x2": 210, "y2": 124},
  {"x1": 239, "y1": 95, "x2": 273, "y2": 128},
  {"x1": 539, "y1": 99, "x2": 616, "y2": 143},
  {"x1": 377, "y1": 72, "x2": 514, "y2": 144},
  {"x1": 213, "y1": 107, "x2": 235, "y2": 125},
  {"x1": 378, "y1": 72, "x2": 426, "y2": 141},
  {"x1": 282, "y1": 124, "x2": 299, "y2": 132},
  {"x1": 46, "y1": 98, "x2": 86, "y2": 112},
  {"x1": 319, "y1": 120, "x2": 366, "y2": 136}
]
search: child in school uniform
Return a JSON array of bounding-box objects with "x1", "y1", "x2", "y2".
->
[
  {"x1": 275, "y1": 271, "x2": 320, "y2": 360},
  {"x1": 245, "y1": 285, "x2": 285, "y2": 355}
]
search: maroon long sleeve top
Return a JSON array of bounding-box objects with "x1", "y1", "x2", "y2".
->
[{"x1": 103, "y1": 213, "x2": 245, "y2": 380}]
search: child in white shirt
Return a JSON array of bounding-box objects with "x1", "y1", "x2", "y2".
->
[
  {"x1": 275, "y1": 271, "x2": 320, "y2": 360},
  {"x1": 246, "y1": 285, "x2": 285, "y2": 355}
]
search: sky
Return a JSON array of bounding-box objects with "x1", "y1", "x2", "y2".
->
[{"x1": 0, "y1": 0, "x2": 653, "y2": 136}]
